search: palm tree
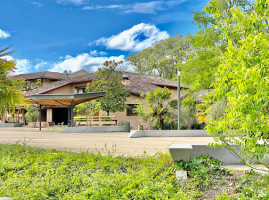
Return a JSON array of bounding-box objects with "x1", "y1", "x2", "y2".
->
[{"x1": 0, "y1": 47, "x2": 24, "y2": 114}]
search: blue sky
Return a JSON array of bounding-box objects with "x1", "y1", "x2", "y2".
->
[{"x1": 0, "y1": 0, "x2": 208, "y2": 74}]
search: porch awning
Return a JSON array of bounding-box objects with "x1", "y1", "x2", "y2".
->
[{"x1": 25, "y1": 92, "x2": 106, "y2": 106}]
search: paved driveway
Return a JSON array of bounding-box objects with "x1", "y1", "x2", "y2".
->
[{"x1": 0, "y1": 127, "x2": 214, "y2": 156}]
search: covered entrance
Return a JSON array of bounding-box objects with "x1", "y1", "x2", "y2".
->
[
  {"x1": 25, "y1": 92, "x2": 106, "y2": 130},
  {"x1": 52, "y1": 108, "x2": 68, "y2": 125}
]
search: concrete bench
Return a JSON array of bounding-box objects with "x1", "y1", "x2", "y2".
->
[
  {"x1": 169, "y1": 144, "x2": 246, "y2": 165},
  {"x1": 128, "y1": 130, "x2": 209, "y2": 138}
]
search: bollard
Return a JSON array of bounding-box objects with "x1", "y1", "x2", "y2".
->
[{"x1": 124, "y1": 122, "x2": 130, "y2": 132}]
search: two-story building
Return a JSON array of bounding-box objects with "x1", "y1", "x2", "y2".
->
[{"x1": 6, "y1": 70, "x2": 186, "y2": 129}]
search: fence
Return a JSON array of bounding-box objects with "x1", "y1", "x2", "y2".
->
[{"x1": 74, "y1": 116, "x2": 117, "y2": 126}]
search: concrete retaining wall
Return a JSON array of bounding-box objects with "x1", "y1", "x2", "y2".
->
[
  {"x1": 169, "y1": 144, "x2": 269, "y2": 165},
  {"x1": 0, "y1": 123, "x2": 24, "y2": 127},
  {"x1": 128, "y1": 130, "x2": 209, "y2": 138},
  {"x1": 60, "y1": 126, "x2": 129, "y2": 133}
]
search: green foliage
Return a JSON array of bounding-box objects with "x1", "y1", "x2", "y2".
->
[
  {"x1": 177, "y1": 28, "x2": 222, "y2": 93},
  {"x1": 127, "y1": 35, "x2": 189, "y2": 79},
  {"x1": 235, "y1": 171, "x2": 269, "y2": 199},
  {"x1": 204, "y1": 0, "x2": 269, "y2": 166},
  {"x1": 217, "y1": 170, "x2": 269, "y2": 199},
  {"x1": 175, "y1": 154, "x2": 230, "y2": 189},
  {"x1": 197, "y1": 91, "x2": 227, "y2": 124},
  {"x1": 86, "y1": 60, "x2": 130, "y2": 116},
  {"x1": 180, "y1": 104, "x2": 198, "y2": 129},
  {"x1": 134, "y1": 87, "x2": 173, "y2": 130},
  {"x1": 0, "y1": 47, "x2": 24, "y2": 113},
  {"x1": 24, "y1": 105, "x2": 39, "y2": 123},
  {"x1": 0, "y1": 144, "x2": 200, "y2": 200},
  {"x1": 24, "y1": 79, "x2": 42, "y2": 91},
  {"x1": 74, "y1": 100, "x2": 101, "y2": 126}
]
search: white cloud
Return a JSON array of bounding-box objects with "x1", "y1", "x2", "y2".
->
[
  {"x1": 94, "y1": 23, "x2": 169, "y2": 52},
  {"x1": 50, "y1": 53, "x2": 125, "y2": 73},
  {"x1": 124, "y1": 1, "x2": 169, "y2": 14},
  {"x1": 89, "y1": 50, "x2": 107, "y2": 56},
  {"x1": 15, "y1": 59, "x2": 32, "y2": 74},
  {"x1": 56, "y1": 0, "x2": 85, "y2": 6},
  {"x1": 32, "y1": 1, "x2": 43, "y2": 7},
  {"x1": 0, "y1": 29, "x2": 10, "y2": 39},
  {"x1": 82, "y1": 1, "x2": 186, "y2": 14},
  {"x1": 4, "y1": 56, "x2": 32, "y2": 75},
  {"x1": 4, "y1": 56, "x2": 48, "y2": 75},
  {"x1": 34, "y1": 61, "x2": 48, "y2": 70}
]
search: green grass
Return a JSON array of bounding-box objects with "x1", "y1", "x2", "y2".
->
[
  {"x1": 2, "y1": 144, "x2": 266, "y2": 200},
  {"x1": 0, "y1": 144, "x2": 199, "y2": 200}
]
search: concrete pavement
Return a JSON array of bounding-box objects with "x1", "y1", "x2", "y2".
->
[{"x1": 0, "y1": 127, "x2": 214, "y2": 156}]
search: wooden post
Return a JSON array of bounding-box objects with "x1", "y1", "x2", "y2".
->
[
  {"x1": 68, "y1": 106, "x2": 70, "y2": 126},
  {"x1": 39, "y1": 104, "x2": 42, "y2": 131},
  {"x1": 70, "y1": 101, "x2": 74, "y2": 127},
  {"x1": 22, "y1": 109, "x2": 25, "y2": 125}
]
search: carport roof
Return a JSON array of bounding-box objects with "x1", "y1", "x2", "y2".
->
[{"x1": 25, "y1": 92, "x2": 106, "y2": 106}]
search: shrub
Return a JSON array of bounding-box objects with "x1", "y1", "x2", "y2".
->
[
  {"x1": 24, "y1": 105, "x2": 39, "y2": 123},
  {"x1": 174, "y1": 154, "x2": 230, "y2": 188},
  {"x1": 0, "y1": 144, "x2": 200, "y2": 200}
]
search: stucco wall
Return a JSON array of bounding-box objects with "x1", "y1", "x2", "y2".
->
[
  {"x1": 72, "y1": 83, "x2": 88, "y2": 93},
  {"x1": 98, "y1": 94, "x2": 144, "y2": 130},
  {"x1": 46, "y1": 84, "x2": 73, "y2": 94},
  {"x1": 98, "y1": 88, "x2": 182, "y2": 130},
  {"x1": 170, "y1": 88, "x2": 178, "y2": 100}
]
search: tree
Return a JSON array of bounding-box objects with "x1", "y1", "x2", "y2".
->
[
  {"x1": 127, "y1": 35, "x2": 190, "y2": 79},
  {"x1": 203, "y1": 0, "x2": 269, "y2": 167},
  {"x1": 134, "y1": 87, "x2": 173, "y2": 130},
  {"x1": 86, "y1": 60, "x2": 130, "y2": 116},
  {"x1": 24, "y1": 105, "x2": 39, "y2": 123},
  {"x1": 0, "y1": 47, "x2": 24, "y2": 114},
  {"x1": 74, "y1": 100, "x2": 101, "y2": 126}
]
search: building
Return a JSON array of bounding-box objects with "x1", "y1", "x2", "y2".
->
[{"x1": 6, "y1": 70, "x2": 186, "y2": 129}]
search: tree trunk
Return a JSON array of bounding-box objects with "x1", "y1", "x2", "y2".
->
[
  {"x1": 107, "y1": 111, "x2": 109, "y2": 116},
  {"x1": 160, "y1": 117, "x2": 164, "y2": 130},
  {"x1": 86, "y1": 113, "x2": 88, "y2": 127}
]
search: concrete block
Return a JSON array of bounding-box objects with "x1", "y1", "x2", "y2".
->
[
  {"x1": 176, "y1": 170, "x2": 188, "y2": 180},
  {"x1": 128, "y1": 130, "x2": 209, "y2": 138},
  {"x1": 169, "y1": 144, "x2": 193, "y2": 162},
  {"x1": 0, "y1": 123, "x2": 23, "y2": 128},
  {"x1": 191, "y1": 144, "x2": 245, "y2": 165},
  {"x1": 60, "y1": 126, "x2": 129, "y2": 133}
]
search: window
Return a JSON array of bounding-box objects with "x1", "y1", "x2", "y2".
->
[
  {"x1": 127, "y1": 104, "x2": 138, "y2": 116},
  {"x1": 77, "y1": 88, "x2": 85, "y2": 94}
]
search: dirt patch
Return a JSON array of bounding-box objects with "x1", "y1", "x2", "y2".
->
[{"x1": 198, "y1": 170, "x2": 245, "y2": 199}]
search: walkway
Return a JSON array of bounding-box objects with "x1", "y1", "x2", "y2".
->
[{"x1": 0, "y1": 127, "x2": 214, "y2": 156}]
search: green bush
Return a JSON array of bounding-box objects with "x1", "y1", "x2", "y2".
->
[
  {"x1": 25, "y1": 105, "x2": 39, "y2": 123},
  {"x1": 175, "y1": 154, "x2": 230, "y2": 188},
  {"x1": 179, "y1": 104, "x2": 198, "y2": 129},
  {"x1": 0, "y1": 144, "x2": 199, "y2": 200}
]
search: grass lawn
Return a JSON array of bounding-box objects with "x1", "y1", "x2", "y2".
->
[{"x1": 0, "y1": 144, "x2": 268, "y2": 200}]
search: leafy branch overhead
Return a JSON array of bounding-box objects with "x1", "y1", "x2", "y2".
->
[{"x1": 0, "y1": 47, "x2": 24, "y2": 113}]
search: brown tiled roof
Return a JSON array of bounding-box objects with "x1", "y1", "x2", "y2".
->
[
  {"x1": 24, "y1": 72, "x2": 97, "y2": 96},
  {"x1": 121, "y1": 72, "x2": 185, "y2": 95},
  {"x1": 11, "y1": 71, "x2": 67, "y2": 81},
  {"x1": 23, "y1": 71, "x2": 183, "y2": 96},
  {"x1": 24, "y1": 79, "x2": 71, "y2": 96}
]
